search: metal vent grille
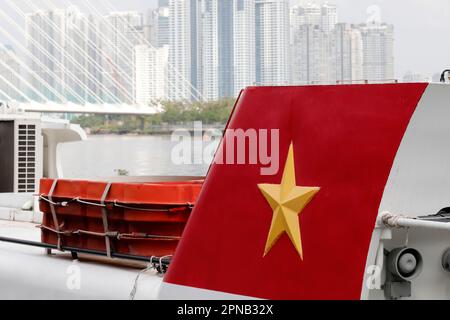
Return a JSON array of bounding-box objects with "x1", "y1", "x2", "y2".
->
[{"x1": 17, "y1": 124, "x2": 36, "y2": 193}]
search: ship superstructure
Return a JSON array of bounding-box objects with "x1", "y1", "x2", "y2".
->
[{"x1": 3, "y1": 83, "x2": 450, "y2": 300}]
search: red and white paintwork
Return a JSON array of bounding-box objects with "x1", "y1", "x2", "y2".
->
[
  {"x1": 160, "y1": 83, "x2": 450, "y2": 300},
  {"x1": 3, "y1": 83, "x2": 450, "y2": 300}
]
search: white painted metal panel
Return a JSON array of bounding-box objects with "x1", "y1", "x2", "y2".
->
[
  {"x1": 0, "y1": 221, "x2": 164, "y2": 300},
  {"x1": 363, "y1": 83, "x2": 450, "y2": 299}
]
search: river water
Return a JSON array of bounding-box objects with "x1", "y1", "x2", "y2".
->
[{"x1": 60, "y1": 135, "x2": 214, "y2": 179}]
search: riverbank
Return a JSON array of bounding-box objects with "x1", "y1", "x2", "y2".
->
[
  {"x1": 85, "y1": 123, "x2": 226, "y2": 136},
  {"x1": 72, "y1": 99, "x2": 234, "y2": 135}
]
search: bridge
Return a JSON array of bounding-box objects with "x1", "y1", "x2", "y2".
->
[
  {"x1": 0, "y1": 0, "x2": 204, "y2": 116},
  {"x1": 4, "y1": 102, "x2": 161, "y2": 116}
]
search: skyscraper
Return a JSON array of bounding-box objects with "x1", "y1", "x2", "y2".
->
[
  {"x1": 148, "y1": 0, "x2": 170, "y2": 48},
  {"x1": 290, "y1": 3, "x2": 337, "y2": 84},
  {"x1": 25, "y1": 7, "x2": 106, "y2": 103},
  {"x1": 334, "y1": 23, "x2": 363, "y2": 82},
  {"x1": 65, "y1": 7, "x2": 104, "y2": 103},
  {"x1": 359, "y1": 23, "x2": 395, "y2": 81},
  {"x1": 102, "y1": 11, "x2": 145, "y2": 104},
  {"x1": 255, "y1": 0, "x2": 290, "y2": 86},
  {"x1": 291, "y1": 24, "x2": 335, "y2": 84},
  {"x1": 22, "y1": 3, "x2": 398, "y2": 106},
  {"x1": 217, "y1": 0, "x2": 235, "y2": 98},
  {"x1": 201, "y1": 0, "x2": 220, "y2": 101},
  {"x1": 134, "y1": 44, "x2": 169, "y2": 104},
  {"x1": 0, "y1": 45, "x2": 21, "y2": 101},
  {"x1": 168, "y1": 0, "x2": 256, "y2": 101},
  {"x1": 25, "y1": 9, "x2": 68, "y2": 102},
  {"x1": 290, "y1": 3, "x2": 321, "y2": 27},
  {"x1": 320, "y1": 3, "x2": 338, "y2": 33},
  {"x1": 233, "y1": 0, "x2": 256, "y2": 96},
  {"x1": 85, "y1": 13, "x2": 105, "y2": 102},
  {"x1": 200, "y1": 0, "x2": 236, "y2": 100},
  {"x1": 168, "y1": 0, "x2": 202, "y2": 101},
  {"x1": 150, "y1": 1, "x2": 170, "y2": 47}
]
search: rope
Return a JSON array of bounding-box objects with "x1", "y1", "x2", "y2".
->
[
  {"x1": 37, "y1": 225, "x2": 180, "y2": 241},
  {"x1": 129, "y1": 257, "x2": 155, "y2": 300},
  {"x1": 76, "y1": 199, "x2": 106, "y2": 208},
  {"x1": 113, "y1": 201, "x2": 193, "y2": 213},
  {"x1": 39, "y1": 196, "x2": 194, "y2": 212},
  {"x1": 382, "y1": 212, "x2": 407, "y2": 229},
  {"x1": 119, "y1": 234, "x2": 180, "y2": 241},
  {"x1": 101, "y1": 183, "x2": 113, "y2": 258},
  {"x1": 129, "y1": 255, "x2": 173, "y2": 300},
  {"x1": 39, "y1": 195, "x2": 79, "y2": 207},
  {"x1": 48, "y1": 180, "x2": 63, "y2": 251},
  {"x1": 38, "y1": 224, "x2": 73, "y2": 236},
  {"x1": 38, "y1": 189, "x2": 188, "y2": 258}
]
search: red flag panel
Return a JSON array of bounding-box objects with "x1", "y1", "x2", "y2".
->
[{"x1": 165, "y1": 84, "x2": 428, "y2": 299}]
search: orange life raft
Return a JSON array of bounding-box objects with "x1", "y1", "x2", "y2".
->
[{"x1": 39, "y1": 179, "x2": 203, "y2": 258}]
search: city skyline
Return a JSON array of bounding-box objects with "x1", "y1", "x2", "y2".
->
[
  {"x1": 106, "y1": 0, "x2": 450, "y2": 79},
  {"x1": 0, "y1": 0, "x2": 446, "y2": 80},
  {"x1": 0, "y1": 0, "x2": 445, "y2": 105}
]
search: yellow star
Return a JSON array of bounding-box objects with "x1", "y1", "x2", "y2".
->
[{"x1": 258, "y1": 143, "x2": 320, "y2": 260}]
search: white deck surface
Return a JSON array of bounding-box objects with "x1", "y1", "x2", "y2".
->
[{"x1": 0, "y1": 220, "x2": 163, "y2": 300}]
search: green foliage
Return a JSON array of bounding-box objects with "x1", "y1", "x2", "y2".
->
[
  {"x1": 71, "y1": 98, "x2": 235, "y2": 134},
  {"x1": 160, "y1": 98, "x2": 235, "y2": 124}
]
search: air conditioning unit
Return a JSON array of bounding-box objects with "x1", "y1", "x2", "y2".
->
[{"x1": 0, "y1": 118, "x2": 43, "y2": 194}]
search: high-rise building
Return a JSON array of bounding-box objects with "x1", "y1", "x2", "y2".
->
[
  {"x1": 102, "y1": 11, "x2": 145, "y2": 103},
  {"x1": 168, "y1": 0, "x2": 255, "y2": 101},
  {"x1": 25, "y1": 9, "x2": 68, "y2": 102},
  {"x1": 217, "y1": 0, "x2": 235, "y2": 98},
  {"x1": 233, "y1": 0, "x2": 256, "y2": 96},
  {"x1": 200, "y1": 0, "x2": 237, "y2": 100},
  {"x1": 255, "y1": 0, "x2": 290, "y2": 86},
  {"x1": 292, "y1": 24, "x2": 335, "y2": 84},
  {"x1": 134, "y1": 44, "x2": 169, "y2": 104},
  {"x1": 148, "y1": 0, "x2": 170, "y2": 48},
  {"x1": 290, "y1": 3, "x2": 321, "y2": 27},
  {"x1": 168, "y1": 0, "x2": 202, "y2": 101},
  {"x1": 149, "y1": 5, "x2": 170, "y2": 48},
  {"x1": 84, "y1": 13, "x2": 105, "y2": 102},
  {"x1": 290, "y1": 4, "x2": 366, "y2": 85},
  {"x1": 65, "y1": 7, "x2": 104, "y2": 103},
  {"x1": 320, "y1": 3, "x2": 338, "y2": 33},
  {"x1": 200, "y1": 0, "x2": 220, "y2": 101},
  {"x1": 23, "y1": 3, "x2": 397, "y2": 106},
  {"x1": 359, "y1": 22, "x2": 395, "y2": 81},
  {"x1": 193, "y1": 0, "x2": 256, "y2": 99},
  {"x1": 0, "y1": 45, "x2": 21, "y2": 101},
  {"x1": 25, "y1": 7, "x2": 106, "y2": 103},
  {"x1": 290, "y1": 3, "x2": 337, "y2": 84},
  {"x1": 334, "y1": 23, "x2": 363, "y2": 82}
]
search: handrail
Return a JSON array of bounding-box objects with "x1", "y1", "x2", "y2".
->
[{"x1": 0, "y1": 235, "x2": 172, "y2": 273}]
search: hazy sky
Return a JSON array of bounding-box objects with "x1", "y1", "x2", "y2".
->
[
  {"x1": 3, "y1": 0, "x2": 450, "y2": 79},
  {"x1": 328, "y1": 0, "x2": 450, "y2": 79}
]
